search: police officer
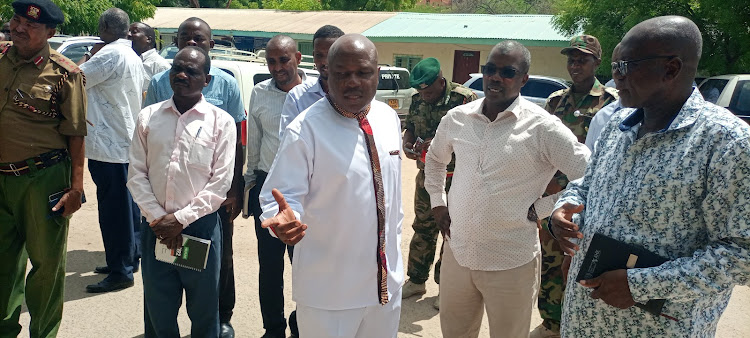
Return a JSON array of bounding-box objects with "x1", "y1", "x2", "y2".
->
[
  {"x1": 402, "y1": 57, "x2": 476, "y2": 310},
  {"x1": 531, "y1": 34, "x2": 617, "y2": 338},
  {"x1": 0, "y1": 0, "x2": 87, "y2": 337}
]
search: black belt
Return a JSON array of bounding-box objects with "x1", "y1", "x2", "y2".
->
[{"x1": 0, "y1": 149, "x2": 69, "y2": 176}]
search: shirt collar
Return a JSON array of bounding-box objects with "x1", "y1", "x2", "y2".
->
[
  {"x1": 141, "y1": 48, "x2": 157, "y2": 61},
  {"x1": 110, "y1": 38, "x2": 132, "y2": 48},
  {"x1": 435, "y1": 80, "x2": 453, "y2": 107},
  {"x1": 476, "y1": 95, "x2": 523, "y2": 119},
  {"x1": 167, "y1": 94, "x2": 208, "y2": 115},
  {"x1": 8, "y1": 42, "x2": 50, "y2": 69},
  {"x1": 619, "y1": 87, "x2": 704, "y2": 132},
  {"x1": 573, "y1": 78, "x2": 605, "y2": 97}
]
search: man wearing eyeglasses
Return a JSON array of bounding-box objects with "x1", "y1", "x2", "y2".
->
[
  {"x1": 424, "y1": 40, "x2": 590, "y2": 337},
  {"x1": 401, "y1": 57, "x2": 476, "y2": 310},
  {"x1": 532, "y1": 34, "x2": 618, "y2": 338},
  {"x1": 550, "y1": 16, "x2": 750, "y2": 337}
]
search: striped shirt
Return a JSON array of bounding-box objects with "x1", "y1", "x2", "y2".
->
[{"x1": 279, "y1": 77, "x2": 325, "y2": 138}]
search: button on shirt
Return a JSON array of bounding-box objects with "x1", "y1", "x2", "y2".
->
[
  {"x1": 80, "y1": 38, "x2": 147, "y2": 163},
  {"x1": 139, "y1": 48, "x2": 171, "y2": 85},
  {"x1": 127, "y1": 96, "x2": 237, "y2": 227},
  {"x1": 555, "y1": 89, "x2": 750, "y2": 337},
  {"x1": 279, "y1": 77, "x2": 324, "y2": 138},
  {"x1": 144, "y1": 66, "x2": 245, "y2": 123},
  {"x1": 259, "y1": 99, "x2": 404, "y2": 310},
  {"x1": 424, "y1": 96, "x2": 590, "y2": 271}
]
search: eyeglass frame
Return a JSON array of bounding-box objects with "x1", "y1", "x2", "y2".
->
[
  {"x1": 481, "y1": 64, "x2": 525, "y2": 79},
  {"x1": 611, "y1": 55, "x2": 678, "y2": 76}
]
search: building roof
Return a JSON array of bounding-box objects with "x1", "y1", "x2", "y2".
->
[
  {"x1": 143, "y1": 7, "x2": 397, "y2": 40},
  {"x1": 363, "y1": 13, "x2": 570, "y2": 46}
]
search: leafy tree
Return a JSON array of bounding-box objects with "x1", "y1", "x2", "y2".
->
[
  {"x1": 320, "y1": 0, "x2": 417, "y2": 11},
  {"x1": 452, "y1": 0, "x2": 558, "y2": 15},
  {"x1": 553, "y1": 0, "x2": 750, "y2": 76},
  {"x1": 0, "y1": 0, "x2": 158, "y2": 35},
  {"x1": 264, "y1": 0, "x2": 323, "y2": 10}
]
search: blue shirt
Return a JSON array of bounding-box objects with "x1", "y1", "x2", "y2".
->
[
  {"x1": 279, "y1": 77, "x2": 325, "y2": 138},
  {"x1": 144, "y1": 66, "x2": 245, "y2": 123},
  {"x1": 556, "y1": 88, "x2": 750, "y2": 337}
]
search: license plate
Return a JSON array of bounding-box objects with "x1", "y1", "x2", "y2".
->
[{"x1": 388, "y1": 99, "x2": 399, "y2": 109}]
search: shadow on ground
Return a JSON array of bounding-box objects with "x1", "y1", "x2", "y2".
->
[{"x1": 399, "y1": 295, "x2": 440, "y2": 335}]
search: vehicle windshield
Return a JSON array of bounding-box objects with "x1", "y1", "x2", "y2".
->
[
  {"x1": 468, "y1": 77, "x2": 483, "y2": 91},
  {"x1": 378, "y1": 70, "x2": 410, "y2": 91},
  {"x1": 699, "y1": 79, "x2": 729, "y2": 104},
  {"x1": 49, "y1": 41, "x2": 62, "y2": 50},
  {"x1": 521, "y1": 79, "x2": 567, "y2": 98},
  {"x1": 730, "y1": 80, "x2": 750, "y2": 116}
]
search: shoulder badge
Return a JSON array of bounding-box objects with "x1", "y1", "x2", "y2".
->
[
  {"x1": 452, "y1": 84, "x2": 476, "y2": 98},
  {"x1": 49, "y1": 52, "x2": 81, "y2": 74},
  {"x1": 547, "y1": 88, "x2": 568, "y2": 100},
  {"x1": 603, "y1": 86, "x2": 619, "y2": 99}
]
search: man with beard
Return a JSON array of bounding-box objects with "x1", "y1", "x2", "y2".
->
[
  {"x1": 244, "y1": 34, "x2": 306, "y2": 338},
  {"x1": 260, "y1": 33, "x2": 404, "y2": 337}
]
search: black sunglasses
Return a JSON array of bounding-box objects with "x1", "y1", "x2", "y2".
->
[
  {"x1": 481, "y1": 64, "x2": 522, "y2": 79},
  {"x1": 611, "y1": 55, "x2": 677, "y2": 76}
]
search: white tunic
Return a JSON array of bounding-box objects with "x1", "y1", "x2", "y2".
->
[{"x1": 260, "y1": 99, "x2": 404, "y2": 310}]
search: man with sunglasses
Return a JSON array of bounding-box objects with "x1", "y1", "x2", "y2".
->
[
  {"x1": 401, "y1": 57, "x2": 476, "y2": 310},
  {"x1": 532, "y1": 34, "x2": 618, "y2": 338},
  {"x1": 424, "y1": 40, "x2": 589, "y2": 337},
  {"x1": 550, "y1": 16, "x2": 750, "y2": 337}
]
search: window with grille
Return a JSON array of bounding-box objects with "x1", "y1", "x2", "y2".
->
[{"x1": 394, "y1": 54, "x2": 423, "y2": 71}]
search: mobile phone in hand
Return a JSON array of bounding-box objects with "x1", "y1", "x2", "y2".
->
[{"x1": 48, "y1": 190, "x2": 86, "y2": 217}]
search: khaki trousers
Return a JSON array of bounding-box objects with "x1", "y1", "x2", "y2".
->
[{"x1": 440, "y1": 241, "x2": 540, "y2": 338}]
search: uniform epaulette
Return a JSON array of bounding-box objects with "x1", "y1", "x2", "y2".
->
[
  {"x1": 49, "y1": 52, "x2": 81, "y2": 74},
  {"x1": 547, "y1": 88, "x2": 568, "y2": 99},
  {"x1": 451, "y1": 84, "x2": 476, "y2": 98},
  {"x1": 603, "y1": 86, "x2": 619, "y2": 99}
]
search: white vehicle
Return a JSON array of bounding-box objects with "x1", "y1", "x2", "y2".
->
[
  {"x1": 376, "y1": 66, "x2": 416, "y2": 123},
  {"x1": 48, "y1": 35, "x2": 102, "y2": 62},
  {"x1": 698, "y1": 74, "x2": 750, "y2": 123}
]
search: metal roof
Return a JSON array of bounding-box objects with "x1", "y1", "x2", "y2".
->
[
  {"x1": 143, "y1": 7, "x2": 397, "y2": 40},
  {"x1": 363, "y1": 13, "x2": 570, "y2": 46}
]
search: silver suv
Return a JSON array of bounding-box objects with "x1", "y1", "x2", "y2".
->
[
  {"x1": 48, "y1": 35, "x2": 102, "y2": 62},
  {"x1": 375, "y1": 66, "x2": 417, "y2": 123},
  {"x1": 463, "y1": 73, "x2": 571, "y2": 107}
]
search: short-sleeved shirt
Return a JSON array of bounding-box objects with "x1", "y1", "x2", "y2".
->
[
  {"x1": 404, "y1": 81, "x2": 476, "y2": 170},
  {"x1": 144, "y1": 66, "x2": 245, "y2": 123},
  {"x1": 0, "y1": 42, "x2": 87, "y2": 163},
  {"x1": 544, "y1": 78, "x2": 618, "y2": 143}
]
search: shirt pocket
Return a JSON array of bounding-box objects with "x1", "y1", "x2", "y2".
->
[
  {"x1": 187, "y1": 137, "x2": 216, "y2": 173},
  {"x1": 16, "y1": 83, "x2": 54, "y2": 119}
]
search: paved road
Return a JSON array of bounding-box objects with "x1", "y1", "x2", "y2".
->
[{"x1": 16, "y1": 161, "x2": 750, "y2": 337}]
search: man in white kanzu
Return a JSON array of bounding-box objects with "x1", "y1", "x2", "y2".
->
[
  {"x1": 260, "y1": 34, "x2": 404, "y2": 337},
  {"x1": 424, "y1": 40, "x2": 590, "y2": 338}
]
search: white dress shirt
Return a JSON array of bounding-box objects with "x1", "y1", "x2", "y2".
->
[
  {"x1": 279, "y1": 77, "x2": 325, "y2": 138},
  {"x1": 424, "y1": 96, "x2": 590, "y2": 271},
  {"x1": 140, "y1": 48, "x2": 171, "y2": 85},
  {"x1": 80, "y1": 38, "x2": 147, "y2": 163},
  {"x1": 244, "y1": 70, "x2": 307, "y2": 186},
  {"x1": 127, "y1": 96, "x2": 236, "y2": 227},
  {"x1": 584, "y1": 99, "x2": 622, "y2": 151},
  {"x1": 260, "y1": 99, "x2": 404, "y2": 310}
]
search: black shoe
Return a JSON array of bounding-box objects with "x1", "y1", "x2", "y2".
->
[
  {"x1": 220, "y1": 322, "x2": 234, "y2": 338},
  {"x1": 94, "y1": 265, "x2": 139, "y2": 274},
  {"x1": 86, "y1": 275, "x2": 134, "y2": 293}
]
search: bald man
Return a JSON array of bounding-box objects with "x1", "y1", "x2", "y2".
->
[
  {"x1": 550, "y1": 16, "x2": 750, "y2": 337},
  {"x1": 244, "y1": 34, "x2": 306, "y2": 338},
  {"x1": 259, "y1": 34, "x2": 404, "y2": 337}
]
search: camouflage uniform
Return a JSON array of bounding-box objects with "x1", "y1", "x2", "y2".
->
[
  {"x1": 537, "y1": 78, "x2": 618, "y2": 332},
  {"x1": 405, "y1": 81, "x2": 476, "y2": 285}
]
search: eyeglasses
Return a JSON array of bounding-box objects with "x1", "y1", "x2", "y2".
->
[
  {"x1": 611, "y1": 55, "x2": 677, "y2": 76},
  {"x1": 481, "y1": 64, "x2": 522, "y2": 79}
]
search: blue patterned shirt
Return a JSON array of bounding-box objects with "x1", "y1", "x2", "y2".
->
[{"x1": 556, "y1": 88, "x2": 750, "y2": 337}]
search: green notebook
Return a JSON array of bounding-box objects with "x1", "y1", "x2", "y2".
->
[{"x1": 155, "y1": 234, "x2": 211, "y2": 272}]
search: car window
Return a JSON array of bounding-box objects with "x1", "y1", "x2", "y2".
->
[
  {"x1": 468, "y1": 77, "x2": 483, "y2": 91},
  {"x1": 219, "y1": 68, "x2": 235, "y2": 78},
  {"x1": 699, "y1": 79, "x2": 729, "y2": 104},
  {"x1": 61, "y1": 45, "x2": 90, "y2": 62},
  {"x1": 729, "y1": 80, "x2": 750, "y2": 116},
  {"x1": 254, "y1": 73, "x2": 271, "y2": 85},
  {"x1": 521, "y1": 79, "x2": 566, "y2": 98},
  {"x1": 49, "y1": 41, "x2": 62, "y2": 50},
  {"x1": 378, "y1": 70, "x2": 410, "y2": 91}
]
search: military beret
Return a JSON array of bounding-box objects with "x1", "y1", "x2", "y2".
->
[
  {"x1": 410, "y1": 57, "x2": 441, "y2": 90},
  {"x1": 561, "y1": 34, "x2": 602, "y2": 59},
  {"x1": 12, "y1": 0, "x2": 64, "y2": 26}
]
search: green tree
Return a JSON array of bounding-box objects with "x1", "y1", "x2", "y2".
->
[
  {"x1": 0, "y1": 0, "x2": 158, "y2": 35},
  {"x1": 264, "y1": 0, "x2": 323, "y2": 10},
  {"x1": 452, "y1": 0, "x2": 558, "y2": 14},
  {"x1": 553, "y1": 0, "x2": 750, "y2": 76},
  {"x1": 320, "y1": 0, "x2": 417, "y2": 11}
]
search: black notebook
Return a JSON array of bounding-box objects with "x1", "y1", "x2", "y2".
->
[{"x1": 576, "y1": 233, "x2": 670, "y2": 317}]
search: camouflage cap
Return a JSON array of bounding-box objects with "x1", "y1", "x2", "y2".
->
[
  {"x1": 561, "y1": 34, "x2": 601, "y2": 59},
  {"x1": 410, "y1": 57, "x2": 441, "y2": 89},
  {"x1": 12, "y1": 0, "x2": 64, "y2": 26}
]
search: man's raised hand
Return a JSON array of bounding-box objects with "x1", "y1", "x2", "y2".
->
[{"x1": 261, "y1": 189, "x2": 307, "y2": 245}]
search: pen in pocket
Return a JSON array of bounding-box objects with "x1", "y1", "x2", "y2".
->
[{"x1": 196, "y1": 126, "x2": 203, "y2": 138}]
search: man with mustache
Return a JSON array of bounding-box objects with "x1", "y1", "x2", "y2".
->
[
  {"x1": 424, "y1": 40, "x2": 589, "y2": 337},
  {"x1": 244, "y1": 34, "x2": 306, "y2": 338},
  {"x1": 0, "y1": 0, "x2": 86, "y2": 336},
  {"x1": 278, "y1": 25, "x2": 344, "y2": 136},
  {"x1": 142, "y1": 18, "x2": 245, "y2": 338},
  {"x1": 259, "y1": 33, "x2": 404, "y2": 337},
  {"x1": 128, "y1": 46, "x2": 236, "y2": 338},
  {"x1": 532, "y1": 34, "x2": 618, "y2": 338}
]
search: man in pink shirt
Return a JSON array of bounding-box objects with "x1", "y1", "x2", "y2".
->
[{"x1": 126, "y1": 46, "x2": 236, "y2": 338}]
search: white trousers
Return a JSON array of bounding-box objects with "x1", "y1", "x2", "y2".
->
[{"x1": 297, "y1": 287, "x2": 402, "y2": 338}]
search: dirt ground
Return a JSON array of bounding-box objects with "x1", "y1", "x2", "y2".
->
[{"x1": 16, "y1": 161, "x2": 750, "y2": 337}]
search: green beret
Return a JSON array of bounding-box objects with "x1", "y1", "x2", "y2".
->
[
  {"x1": 12, "y1": 0, "x2": 64, "y2": 26},
  {"x1": 410, "y1": 57, "x2": 441, "y2": 89}
]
